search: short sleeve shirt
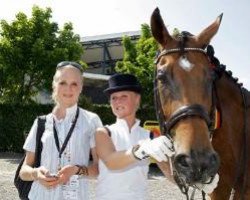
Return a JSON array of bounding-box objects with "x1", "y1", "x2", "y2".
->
[{"x1": 23, "y1": 104, "x2": 102, "y2": 200}]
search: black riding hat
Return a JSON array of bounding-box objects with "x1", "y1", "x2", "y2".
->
[{"x1": 104, "y1": 73, "x2": 142, "y2": 95}]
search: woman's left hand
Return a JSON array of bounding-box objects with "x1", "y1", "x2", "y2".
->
[{"x1": 57, "y1": 165, "x2": 78, "y2": 184}]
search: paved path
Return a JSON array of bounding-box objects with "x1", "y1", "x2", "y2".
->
[{"x1": 0, "y1": 152, "x2": 209, "y2": 200}]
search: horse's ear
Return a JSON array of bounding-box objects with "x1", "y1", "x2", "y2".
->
[
  {"x1": 150, "y1": 8, "x2": 173, "y2": 46},
  {"x1": 196, "y1": 13, "x2": 223, "y2": 46}
]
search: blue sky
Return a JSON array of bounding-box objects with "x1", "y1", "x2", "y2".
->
[{"x1": 0, "y1": 0, "x2": 249, "y2": 89}]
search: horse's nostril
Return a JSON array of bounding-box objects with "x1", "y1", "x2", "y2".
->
[{"x1": 174, "y1": 154, "x2": 191, "y2": 169}]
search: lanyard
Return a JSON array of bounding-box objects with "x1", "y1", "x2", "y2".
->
[{"x1": 53, "y1": 107, "x2": 79, "y2": 160}]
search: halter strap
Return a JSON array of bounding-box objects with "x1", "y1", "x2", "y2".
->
[{"x1": 154, "y1": 47, "x2": 207, "y2": 64}]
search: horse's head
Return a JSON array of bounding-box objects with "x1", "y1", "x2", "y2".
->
[{"x1": 151, "y1": 8, "x2": 221, "y2": 185}]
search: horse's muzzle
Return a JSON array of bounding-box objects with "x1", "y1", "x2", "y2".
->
[{"x1": 173, "y1": 150, "x2": 220, "y2": 184}]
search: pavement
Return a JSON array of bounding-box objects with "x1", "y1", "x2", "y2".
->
[{"x1": 0, "y1": 152, "x2": 209, "y2": 200}]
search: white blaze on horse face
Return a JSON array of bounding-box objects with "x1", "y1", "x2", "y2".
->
[{"x1": 178, "y1": 56, "x2": 194, "y2": 71}]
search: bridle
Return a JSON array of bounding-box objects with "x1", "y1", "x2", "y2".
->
[
  {"x1": 154, "y1": 47, "x2": 219, "y2": 139},
  {"x1": 154, "y1": 42, "x2": 249, "y2": 199},
  {"x1": 154, "y1": 46, "x2": 219, "y2": 200}
]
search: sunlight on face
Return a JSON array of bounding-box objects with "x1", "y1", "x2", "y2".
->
[
  {"x1": 52, "y1": 65, "x2": 83, "y2": 107},
  {"x1": 110, "y1": 91, "x2": 140, "y2": 119}
]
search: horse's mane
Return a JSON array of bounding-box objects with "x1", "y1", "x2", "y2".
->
[{"x1": 212, "y1": 56, "x2": 249, "y2": 93}]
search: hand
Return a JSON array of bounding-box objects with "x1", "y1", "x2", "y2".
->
[
  {"x1": 34, "y1": 166, "x2": 59, "y2": 188},
  {"x1": 194, "y1": 173, "x2": 219, "y2": 194},
  {"x1": 57, "y1": 165, "x2": 78, "y2": 184},
  {"x1": 133, "y1": 136, "x2": 175, "y2": 162}
]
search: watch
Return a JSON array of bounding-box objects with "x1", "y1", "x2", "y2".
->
[{"x1": 75, "y1": 165, "x2": 88, "y2": 176}]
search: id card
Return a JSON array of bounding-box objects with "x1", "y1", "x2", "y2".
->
[{"x1": 62, "y1": 175, "x2": 79, "y2": 200}]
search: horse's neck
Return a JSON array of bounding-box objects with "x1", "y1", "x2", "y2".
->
[
  {"x1": 215, "y1": 73, "x2": 250, "y2": 193},
  {"x1": 214, "y1": 74, "x2": 245, "y2": 162}
]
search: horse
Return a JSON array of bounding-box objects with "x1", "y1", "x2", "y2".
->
[{"x1": 150, "y1": 8, "x2": 250, "y2": 200}]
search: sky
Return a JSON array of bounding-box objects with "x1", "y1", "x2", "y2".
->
[{"x1": 0, "y1": 0, "x2": 249, "y2": 89}]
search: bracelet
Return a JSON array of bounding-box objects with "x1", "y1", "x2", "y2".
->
[
  {"x1": 75, "y1": 165, "x2": 88, "y2": 176},
  {"x1": 131, "y1": 145, "x2": 143, "y2": 160}
]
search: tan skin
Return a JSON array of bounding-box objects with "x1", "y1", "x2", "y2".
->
[
  {"x1": 20, "y1": 66, "x2": 98, "y2": 188},
  {"x1": 95, "y1": 90, "x2": 174, "y2": 182}
]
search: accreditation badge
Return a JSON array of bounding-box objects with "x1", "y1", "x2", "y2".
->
[{"x1": 62, "y1": 175, "x2": 79, "y2": 200}]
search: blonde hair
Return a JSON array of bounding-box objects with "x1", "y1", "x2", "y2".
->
[{"x1": 52, "y1": 65, "x2": 83, "y2": 104}]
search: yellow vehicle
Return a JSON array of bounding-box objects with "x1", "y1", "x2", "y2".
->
[
  {"x1": 143, "y1": 120, "x2": 161, "y2": 139},
  {"x1": 143, "y1": 120, "x2": 161, "y2": 164}
]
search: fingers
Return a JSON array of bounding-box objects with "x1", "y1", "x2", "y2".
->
[
  {"x1": 36, "y1": 166, "x2": 60, "y2": 188},
  {"x1": 133, "y1": 136, "x2": 175, "y2": 162},
  {"x1": 161, "y1": 136, "x2": 174, "y2": 152},
  {"x1": 39, "y1": 177, "x2": 59, "y2": 188},
  {"x1": 38, "y1": 166, "x2": 49, "y2": 176},
  {"x1": 151, "y1": 136, "x2": 174, "y2": 161},
  {"x1": 159, "y1": 137, "x2": 175, "y2": 157},
  {"x1": 145, "y1": 136, "x2": 174, "y2": 162},
  {"x1": 148, "y1": 149, "x2": 168, "y2": 162}
]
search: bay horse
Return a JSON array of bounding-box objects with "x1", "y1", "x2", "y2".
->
[{"x1": 150, "y1": 8, "x2": 250, "y2": 200}]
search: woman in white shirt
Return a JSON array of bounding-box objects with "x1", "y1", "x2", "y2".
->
[
  {"x1": 19, "y1": 61, "x2": 102, "y2": 200},
  {"x1": 95, "y1": 73, "x2": 174, "y2": 200}
]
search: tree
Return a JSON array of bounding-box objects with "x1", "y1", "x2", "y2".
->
[
  {"x1": 0, "y1": 6, "x2": 84, "y2": 103},
  {"x1": 115, "y1": 24, "x2": 158, "y2": 108}
]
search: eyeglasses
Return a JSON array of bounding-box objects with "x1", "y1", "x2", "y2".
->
[{"x1": 56, "y1": 61, "x2": 83, "y2": 72}]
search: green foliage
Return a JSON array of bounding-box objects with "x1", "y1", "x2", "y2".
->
[
  {"x1": 92, "y1": 104, "x2": 116, "y2": 125},
  {"x1": 0, "y1": 6, "x2": 84, "y2": 104},
  {"x1": 0, "y1": 103, "x2": 52, "y2": 152},
  {"x1": 0, "y1": 103, "x2": 156, "y2": 152},
  {"x1": 115, "y1": 24, "x2": 158, "y2": 108}
]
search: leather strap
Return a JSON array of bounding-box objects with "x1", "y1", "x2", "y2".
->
[{"x1": 53, "y1": 107, "x2": 79, "y2": 159}]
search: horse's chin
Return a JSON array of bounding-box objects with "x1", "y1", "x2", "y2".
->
[{"x1": 174, "y1": 169, "x2": 214, "y2": 185}]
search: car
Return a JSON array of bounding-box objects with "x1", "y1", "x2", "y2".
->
[
  {"x1": 143, "y1": 120, "x2": 161, "y2": 164},
  {"x1": 143, "y1": 120, "x2": 161, "y2": 139}
]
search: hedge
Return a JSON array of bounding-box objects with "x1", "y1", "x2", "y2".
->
[{"x1": 0, "y1": 103, "x2": 156, "y2": 152}]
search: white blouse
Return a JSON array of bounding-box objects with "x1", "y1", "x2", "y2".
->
[
  {"x1": 23, "y1": 104, "x2": 102, "y2": 200},
  {"x1": 96, "y1": 118, "x2": 150, "y2": 200}
]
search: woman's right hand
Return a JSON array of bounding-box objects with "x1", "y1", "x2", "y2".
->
[
  {"x1": 34, "y1": 166, "x2": 59, "y2": 188},
  {"x1": 133, "y1": 136, "x2": 175, "y2": 162}
]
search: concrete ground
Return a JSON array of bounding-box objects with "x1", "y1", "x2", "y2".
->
[{"x1": 0, "y1": 152, "x2": 209, "y2": 200}]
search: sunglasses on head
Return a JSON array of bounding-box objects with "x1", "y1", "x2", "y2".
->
[{"x1": 56, "y1": 61, "x2": 83, "y2": 72}]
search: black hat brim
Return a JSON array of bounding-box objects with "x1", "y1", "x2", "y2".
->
[{"x1": 104, "y1": 85, "x2": 142, "y2": 95}]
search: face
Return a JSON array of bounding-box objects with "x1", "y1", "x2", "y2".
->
[
  {"x1": 53, "y1": 66, "x2": 83, "y2": 107},
  {"x1": 110, "y1": 91, "x2": 140, "y2": 120},
  {"x1": 151, "y1": 9, "x2": 221, "y2": 184}
]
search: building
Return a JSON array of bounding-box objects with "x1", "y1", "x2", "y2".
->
[
  {"x1": 81, "y1": 31, "x2": 140, "y2": 104},
  {"x1": 33, "y1": 31, "x2": 141, "y2": 104}
]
